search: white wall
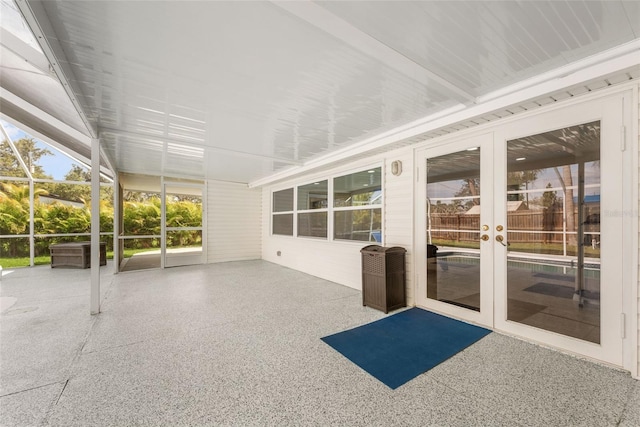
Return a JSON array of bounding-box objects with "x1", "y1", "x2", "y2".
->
[
  {"x1": 382, "y1": 150, "x2": 415, "y2": 305},
  {"x1": 207, "y1": 180, "x2": 261, "y2": 263},
  {"x1": 262, "y1": 148, "x2": 415, "y2": 302}
]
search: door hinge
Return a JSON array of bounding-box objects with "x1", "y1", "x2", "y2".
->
[
  {"x1": 620, "y1": 125, "x2": 626, "y2": 152},
  {"x1": 621, "y1": 313, "x2": 626, "y2": 339}
]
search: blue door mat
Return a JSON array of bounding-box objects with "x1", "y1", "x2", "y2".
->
[{"x1": 321, "y1": 307, "x2": 491, "y2": 389}]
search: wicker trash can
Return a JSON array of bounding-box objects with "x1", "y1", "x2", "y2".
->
[
  {"x1": 360, "y1": 245, "x2": 407, "y2": 313},
  {"x1": 426, "y1": 244, "x2": 438, "y2": 299}
]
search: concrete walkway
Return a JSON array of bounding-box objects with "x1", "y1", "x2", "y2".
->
[{"x1": 1, "y1": 261, "x2": 638, "y2": 426}]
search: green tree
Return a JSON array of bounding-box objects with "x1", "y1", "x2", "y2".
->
[
  {"x1": 45, "y1": 165, "x2": 92, "y2": 203},
  {"x1": 64, "y1": 164, "x2": 91, "y2": 182},
  {"x1": 507, "y1": 170, "x2": 539, "y2": 205},
  {"x1": 34, "y1": 203, "x2": 91, "y2": 234},
  {"x1": 0, "y1": 140, "x2": 27, "y2": 177},
  {"x1": 429, "y1": 200, "x2": 459, "y2": 214},
  {"x1": 166, "y1": 199, "x2": 202, "y2": 228},
  {"x1": 45, "y1": 164, "x2": 114, "y2": 206},
  {"x1": 542, "y1": 183, "x2": 558, "y2": 208},
  {"x1": 123, "y1": 197, "x2": 162, "y2": 249},
  {"x1": 0, "y1": 182, "x2": 47, "y2": 256},
  {"x1": 454, "y1": 178, "x2": 480, "y2": 210},
  {"x1": 547, "y1": 122, "x2": 599, "y2": 247},
  {"x1": 0, "y1": 138, "x2": 52, "y2": 179},
  {"x1": 124, "y1": 190, "x2": 158, "y2": 203},
  {"x1": 0, "y1": 182, "x2": 32, "y2": 234}
]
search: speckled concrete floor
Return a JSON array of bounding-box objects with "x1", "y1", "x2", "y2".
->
[{"x1": 1, "y1": 261, "x2": 638, "y2": 426}]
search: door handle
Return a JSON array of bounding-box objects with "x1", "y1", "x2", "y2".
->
[
  {"x1": 496, "y1": 235, "x2": 508, "y2": 246},
  {"x1": 481, "y1": 234, "x2": 489, "y2": 241}
]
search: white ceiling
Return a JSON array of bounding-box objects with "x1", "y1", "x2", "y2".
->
[{"x1": 1, "y1": 0, "x2": 639, "y2": 185}]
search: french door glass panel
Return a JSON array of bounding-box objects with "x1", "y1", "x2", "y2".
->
[
  {"x1": 417, "y1": 133, "x2": 493, "y2": 327},
  {"x1": 426, "y1": 149, "x2": 481, "y2": 312},
  {"x1": 505, "y1": 121, "x2": 601, "y2": 343},
  {"x1": 493, "y1": 92, "x2": 627, "y2": 368}
]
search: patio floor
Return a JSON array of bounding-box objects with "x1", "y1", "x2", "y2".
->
[
  {"x1": 120, "y1": 252, "x2": 161, "y2": 272},
  {"x1": 1, "y1": 261, "x2": 639, "y2": 426}
]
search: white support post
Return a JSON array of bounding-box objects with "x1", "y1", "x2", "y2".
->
[
  {"x1": 113, "y1": 172, "x2": 120, "y2": 273},
  {"x1": 29, "y1": 180, "x2": 35, "y2": 266},
  {"x1": 90, "y1": 138, "x2": 100, "y2": 315},
  {"x1": 160, "y1": 176, "x2": 165, "y2": 269}
]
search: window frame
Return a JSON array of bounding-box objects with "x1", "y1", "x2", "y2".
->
[
  {"x1": 332, "y1": 166, "x2": 383, "y2": 243},
  {"x1": 269, "y1": 163, "x2": 384, "y2": 244},
  {"x1": 296, "y1": 179, "x2": 328, "y2": 239},
  {"x1": 271, "y1": 187, "x2": 294, "y2": 236}
]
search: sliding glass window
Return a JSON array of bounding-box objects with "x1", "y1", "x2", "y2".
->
[
  {"x1": 333, "y1": 168, "x2": 382, "y2": 242},
  {"x1": 270, "y1": 166, "x2": 383, "y2": 242},
  {"x1": 297, "y1": 180, "x2": 328, "y2": 238},
  {"x1": 272, "y1": 188, "x2": 294, "y2": 236}
]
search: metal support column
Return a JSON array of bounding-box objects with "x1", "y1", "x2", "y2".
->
[
  {"x1": 90, "y1": 138, "x2": 101, "y2": 315},
  {"x1": 113, "y1": 172, "x2": 120, "y2": 273},
  {"x1": 29, "y1": 179, "x2": 34, "y2": 266},
  {"x1": 160, "y1": 176, "x2": 165, "y2": 269}
]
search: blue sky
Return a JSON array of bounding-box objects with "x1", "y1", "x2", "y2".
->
[
  {"x1": 428, "y1": 163, "x2": 600, "y2": 200},
  {"x1": 1, "y1": 120, "x2": 86, "y2": 180}
]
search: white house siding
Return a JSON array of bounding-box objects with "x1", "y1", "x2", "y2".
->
[
  {"x1": 382, "y1": 149, "x2": 415, "y2": 304},
  {"x1": 207, "y1": 180, "x2": 262, "y2": 263},
  {"x1": 262, "y1": 148, "x2": 415, "y2": 299}
]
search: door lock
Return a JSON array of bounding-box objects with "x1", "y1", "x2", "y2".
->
[{"x1": 496, "y1": 225, "x2": 504, "y2": 231}]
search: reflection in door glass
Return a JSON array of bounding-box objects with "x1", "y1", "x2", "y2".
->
[
  {"x1": 506, "y1": 121, "x2": 600, "y2": 343},
  {"x1": 426, "y1": 148, "x2": 481, "y2": 311}
]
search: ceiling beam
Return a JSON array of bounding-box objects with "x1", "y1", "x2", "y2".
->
[
  {"x1": 0, "y1": 28, "x2": 50, "y2": 74},
  {"x1": 0, "y1": 87, "x2": 91, "y2": 145},
  {"x1": 271, "y1": 0, "x2": 475, "y2": 104},
  {"x1": 16, "y1": 0, "x2": 97, "y2": 138},
  {"x1": 1, "y1": 112, "x2": 113, "y2": 179},
  {"x1": 0, "y1": 89, "x2": 113, "y2": 178}
]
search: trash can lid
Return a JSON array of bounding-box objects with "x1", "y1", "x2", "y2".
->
[{"x1": 360, "y1": 245, "x2": 407, "y2": 253}]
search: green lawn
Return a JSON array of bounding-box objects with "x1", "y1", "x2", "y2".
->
[
  {"x1": 0, "y1": 248, "x2": 161, "y2": 268},
  {"x1": 0, "y1": 255, "x2": 52, "y2": 268}
]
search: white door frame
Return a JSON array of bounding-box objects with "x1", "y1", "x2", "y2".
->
[
  {"x1": 415, "y1": 132, "x2": 495, "y2": 328},
  {"x1": 493, "y1": 91, "x2": 631, "y2": 368},
  {"x1": 413, "y1": 87, "x2": 636, "y2": 372}
]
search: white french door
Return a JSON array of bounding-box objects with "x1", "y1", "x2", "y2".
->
[
  {"x1": 416, "y1": 133, "x2": 495, "y2": 328},
  {"x1": 415, "y1": 91, "x2": 632, "y2": 367}
]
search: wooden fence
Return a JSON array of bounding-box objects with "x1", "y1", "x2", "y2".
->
[{"x1": 429, "y1": 211, "x2": 597, "y2": 244}]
